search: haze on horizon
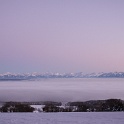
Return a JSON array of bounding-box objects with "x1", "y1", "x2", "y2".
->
[{"x1": 0, "y1": 0, "x2": 124, "y2": 73}]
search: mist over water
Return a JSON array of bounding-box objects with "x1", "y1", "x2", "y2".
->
[{"x1": 0, "y1": 78, "x2": 124, "y2": 102}]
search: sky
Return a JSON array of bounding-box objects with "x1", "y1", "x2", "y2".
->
[{"x1": 0, "y1": 0, "x2": 124, "y2": 73}]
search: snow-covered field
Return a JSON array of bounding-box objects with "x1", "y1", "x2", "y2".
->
[{"x1": 0, "y1": 112, "x2": 124, "y2": 124}]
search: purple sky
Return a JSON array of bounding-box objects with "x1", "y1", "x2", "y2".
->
[{"x1": 0, "y1": 0, "x2": 124, "y2": 73}]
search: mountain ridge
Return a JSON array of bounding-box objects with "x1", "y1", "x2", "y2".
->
[{"x1": 0, "y1": 72, "x2": 124, "y2": 80}]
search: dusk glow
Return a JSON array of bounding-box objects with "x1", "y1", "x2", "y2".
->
[{"x1": 0, "y1": 0, "x2": 124, "y2": 73}]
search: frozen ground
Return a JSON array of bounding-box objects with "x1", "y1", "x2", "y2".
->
[
  {"x1": 0, "y1": 112, "x2": 124, "y2": 124},
  {"x1": 30, "y1": 105, "x2": 45, "y2": 112}
]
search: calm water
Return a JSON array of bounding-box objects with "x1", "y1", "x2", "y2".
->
[{"x1": 0, "y1": 78, "x2": 124, "y2": 102}]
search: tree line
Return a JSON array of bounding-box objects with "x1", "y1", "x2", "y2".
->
[{"x1": 0, "y1": 99, "x2": 124, "y2": 112}]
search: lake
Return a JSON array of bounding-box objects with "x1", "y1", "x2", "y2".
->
[{"x1": 0, "y1": 78, "x2": 124, "y2": 102}]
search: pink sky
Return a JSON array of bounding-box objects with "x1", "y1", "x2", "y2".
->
[{"x1": 0, "y1": 0, "x2": 124, "y2": 73}]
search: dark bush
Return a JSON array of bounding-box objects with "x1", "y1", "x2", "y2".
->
[
  {"x1": 102, "y1": 99, "x2": 124, "y2": 111},
  {"x1": 0, "y1": 102, "x2": 34, "y2": 112}
]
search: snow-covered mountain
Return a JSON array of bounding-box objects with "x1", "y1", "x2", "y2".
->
[{"x1": 0, "y1": 72, "x2": 124, "y2": 80}]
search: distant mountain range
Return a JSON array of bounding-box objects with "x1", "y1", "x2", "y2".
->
[{"x1": 0, "y1": 72, "x2": 124, "y2": 80}]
